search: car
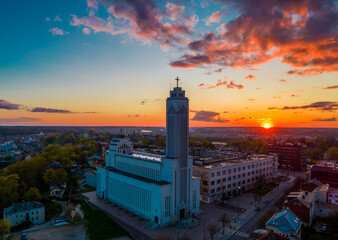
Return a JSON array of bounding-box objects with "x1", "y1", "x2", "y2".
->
[
  {"x1": 255, "y1": 207, "x2": 261, "y2": 211},
  {"x1": 263, "y1": 200, "x2": 268, "y2": 203}
]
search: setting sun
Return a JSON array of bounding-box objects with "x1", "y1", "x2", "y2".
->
[{"x1": 263, "y1": 123, "x2": 272, "y2": 129}]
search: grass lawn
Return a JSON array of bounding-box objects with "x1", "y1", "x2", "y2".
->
[
  {"x1": 80, "y1": 184, "x2": 96, "y2": 193},
  {"x1": 42, "y1": 199, "x2": 63, "y2": 221},
  {"x1": 80, "y1": 200, "x2": 131, "y2": 240}
]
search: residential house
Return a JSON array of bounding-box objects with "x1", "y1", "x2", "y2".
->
[
  {"x1": 49, "y1": 181, "x2": 66, "y2": 199},
  {"x1": 3, "y1": 201, "x2": 45, "y2": 226},
  {"x1": 265, "y1": 209, "x2": 301, "y2": 240},
  {"x1": 284, "y1": 191, "x2": 315, "y2": 226}
]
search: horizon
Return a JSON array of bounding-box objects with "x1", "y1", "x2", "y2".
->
[{"x1": 1, "y1": 0, "x2": 337, "y2": 128}]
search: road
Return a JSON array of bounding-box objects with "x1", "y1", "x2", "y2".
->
[{"x1": 227, "y1": 179, "x2": 294, "y2": 240}]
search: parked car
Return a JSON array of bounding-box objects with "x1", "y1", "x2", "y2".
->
[
  {"x1": 255, "y1": 207, "x2": 261, "y2": 211},
  {"x1": 263, "y1": 200, "x2": 268, "y2": 203}
]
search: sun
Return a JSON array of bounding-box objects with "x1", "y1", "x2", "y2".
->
[{"x1": 261, "y1": 120, "x2": 274, "y2": 129}]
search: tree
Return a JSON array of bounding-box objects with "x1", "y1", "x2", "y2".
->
[
  {"x1": 307, "y1": 148, "x2": 324, "y2": 161},
  {"x1": 207, "y1": 223, "x2": 220, "y2": 240},
  {"x1": 258, "y1": 209, "x2": 274, "y2": 228},
  {"x1": 328, "y1": 147, "x2": 338, "y2": 160},
  {"x1": 219, "y1": 213, "x2": 230, "y2": 234},
  {"x1": 0, "y1": 219, "x2": 11, "y2": 240},
  {"x1": 43, "y1": 169, "x2": 57, "y2": 185},
  {"x1": 0, "y1": 174, "x2": 20, "y2": 210},
  {"x1": 24, "y1": 187, "x2": 41, "y2": 201}
]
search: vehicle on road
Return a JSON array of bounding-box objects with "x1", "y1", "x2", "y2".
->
[
  {"x1": 255, "y1": 207, "x2": 260, "y2": 211},
  {"x1": 263, "y1": 200, "x2": 268, "y2": 203}
]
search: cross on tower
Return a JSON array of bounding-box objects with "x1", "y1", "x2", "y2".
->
[{"x1": 175, "y1": 77, "x2": 180, "y2": 88}]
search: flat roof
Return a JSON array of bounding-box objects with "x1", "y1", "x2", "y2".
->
[
  {"x1": 107, "y1": 167, "x2": 170, "y2": 186},
  {"x1": 193, "y1": 154, "x2": 276, "y2": 169}
]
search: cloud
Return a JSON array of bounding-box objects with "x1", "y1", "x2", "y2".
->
[
  {"x1": 205, "y1": 7, "x2": 226, "y2": 25},
  {"x1": 30, "y1": 107, "x2": 74, "y2": 113},
  {"x1": 323, "y1": 85, "x2": 338, "y2": 89},
  {"x1": 0, "y1": 100, "x2": 20, "y2": 110},
  {"x1": 154, "y1": 98, "x2": 162, "y2": 102},
  {"x1": 279, "y1": 79, "x2": 287, "y2": 83},
  {"x1": 244, "y1": 74, "x2": 256, "y2": 81},
  {"x1": 223, "y1": 111, "x2": 228, "y2": 113},
  {"x1": 82, "y1": 27, "x2": 91, "y2": 35},
  {"x1": 290, "y1": 94, "x2": 300, "y2": 97},
  {"x1": 70, "y1": 1, "x2": 196, "y2": 49},
  {"x1": 312, "y1": 117, "x2": 336, "y2": 122},
  {"x1": 191, "y1": 110, "x2": 229, "y2": 123},
  {"x1": 267, "y1": 101, "x2": 338, "y2": 112},
  {"x1": 87, "y1": 0, "x2": 98, "y2": 9},
  {"x1": 272, "y1": 96, "x2": 281, "y2": 98},
  {"x1": 54, "y1": 15, "x2": 62, "y2": 22},
  {"x1": 170, "y1": 0, "x2": 338, "y2": 75},
  {"x1": 248, "y1": 98, "x2": 255, "y2": 101},
  {"x1": 256, "y1": 88, "x2": 262, "y2": 90},
  {"x1": 128, "y1": 115, "x2": 141, "y2": 117},
  {"x1": 140, "y1": 100, "x2": 147, "y2": 105},
  {"x1": 203, "y1": 78, "x2": 244, "y2": 90},
  {"x1": 0, "y1": 117, "x2": 41, "y2": 124},
  {"x1": 49, "y1": 27, "x2": 67, "y2": 35}
]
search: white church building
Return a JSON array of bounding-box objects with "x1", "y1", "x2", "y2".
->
[{"x1": 96, "y1": 80, "x2": 200, "y2": 227}]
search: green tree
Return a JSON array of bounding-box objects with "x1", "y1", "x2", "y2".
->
[
  {"x1": 24, "y1": 187, "x2": 41, "y2": 201},
  {"x1": 327, "y1": 147, "x2": 338, "y2": 160},
  {"x1": 0, "y1": 174, "x2": 20, "y2": 211},
  {"x1": 0, "y1": 219, "x2": 11, "y2": 240},
  {"x1": 307, "y1": 148, "x2": 324, "y2": 160},
  {"x1": 219, "y1": 213, "x2": 230, "y2": 234},
  {"x1": 43, "y1": 169, "x2": 57, "y2": 185}
]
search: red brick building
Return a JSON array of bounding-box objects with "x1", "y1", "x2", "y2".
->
[
  {"x1": 268, "y1": 143, "x2": 306, "y2": 172},
  {"x1": 310, "y1": 165, "x2": 338, "y2": 188}
]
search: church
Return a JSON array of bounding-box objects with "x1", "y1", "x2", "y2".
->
[{"x1": 96, "y1": 79, "x2": 200, "y2": 227}]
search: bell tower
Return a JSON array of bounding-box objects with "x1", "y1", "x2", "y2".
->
[{"x1": 166, "y1": 77, "x2": 189, "y2": 207}]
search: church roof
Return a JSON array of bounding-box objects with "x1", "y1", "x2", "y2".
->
[{"x1": 107, "y1": 167, "x2": 171, "y2": 186}]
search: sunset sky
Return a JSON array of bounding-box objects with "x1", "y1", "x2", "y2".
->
[{"x1": 1, "y1": 0, "x2": 337, "y2": 127}]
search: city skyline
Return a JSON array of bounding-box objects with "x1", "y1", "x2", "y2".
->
[{"x1": 1, "y1": 0, "x2": 337, "y2": 128}]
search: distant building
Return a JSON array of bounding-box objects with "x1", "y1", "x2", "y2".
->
[
  {"x1": 88, "y1": 155, "x2": 102, "y2": 167},
  {"x1": 265, "y1": 209, "x2": 301, "y2": 240},
  {"x1": 3, "y1": 201, "x2": 45, "y2": 227},
  {"x1": 49, "y1": 181, "x2": 66, "y2": 199},
  {"x1": 284, "y1": 191, "x2": 315, "y2": 226},
  {"x1": 96, "y1": 83, "x2": 200, "y2": 227},
  {"x1": 268, "y1": 143, "x2": 306, "y2": 172},
  {"x1": 0, "y1": 141, "x2": 16, "y2": 152},
  {"x1": 193, "y1": 154, "x2": 278, "y2": 203},
  {"x1": 310, "y1": 165, "x2": 338, "y2": 187},
  {"x1": 328, "y1": 188, "x2": 338, "y2": 206}
]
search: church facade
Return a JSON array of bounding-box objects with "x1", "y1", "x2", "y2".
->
[{"x1": 96, "y1": 83, "x2": 200, "y2": 227}]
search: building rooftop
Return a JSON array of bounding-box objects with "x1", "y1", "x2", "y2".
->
[
  {"x1": 311, "y1": 165, "x2": 338, "y2": 172},
  {"x1": 107, "y1": 167, "x2": 170, "y2": 186},
  {"x1": 193, "y1": 154, "x2": 276, "y2": 169},
  {"x1": 286, "y1": 191, "x2": 315, "y2": 208},
  {"x1": 132, "y1": 151, "x2": 162, "y2": 162},
  {"x1": 266, "y1": 209, "x2": 301, "y2": 233},
  {"x1": 3, "y1": 201, "x2": 44, "y2": 216}
]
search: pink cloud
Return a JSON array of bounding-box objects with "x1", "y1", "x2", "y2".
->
[
  {"x1": 279, "y1": 79, "x2": 287, "y2": 83},
  {"x1": 244, "y1": 74, "x2": 256, "y2": 81},
  {"x1": 205, "y1": 7, "x2": 226, "y2": 25},
  {"x1": 248, "y1": 99, "x2": 256, "y2": 101},
  {"x1": 82, "y1": 27, "x2": 91, "y2": 35},
  {"x1": 256, "y1": 88, "x2": 262, "y2": 90},
  {"x1": 49, "y1": 27, "x2": 67, "y2": 35},
  {"x1": 87, "y1": 0, "x2": 98, "y2": 10}
]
